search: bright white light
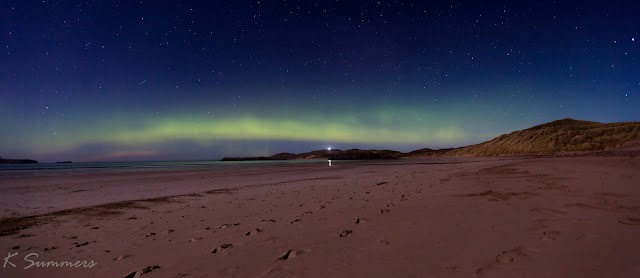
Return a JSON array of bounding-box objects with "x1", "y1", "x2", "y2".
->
[{"x1": 327, "y1": 147, "x2": 332, "y2": 151}]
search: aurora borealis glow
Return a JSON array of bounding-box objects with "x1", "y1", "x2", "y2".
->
[{"x1": 2, "y1": 1, "x2": 639, "y2": 162}]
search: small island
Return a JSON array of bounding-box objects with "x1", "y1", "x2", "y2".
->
[{"x1": 0, "y1": 156, "x2": 38, "y2": 164}]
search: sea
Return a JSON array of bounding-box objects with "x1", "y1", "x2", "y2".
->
[{"x1": 0, "y1": 160, "x2": 325, "y2": 178}]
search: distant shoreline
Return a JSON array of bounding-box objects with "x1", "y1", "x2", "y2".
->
[{"x1": 0, "y1": 157, "x2": 38, "y2": 164}]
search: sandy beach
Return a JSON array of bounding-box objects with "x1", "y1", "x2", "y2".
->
[{"x1": 1, "y1": 155, "x2": 639, "y2": 277}]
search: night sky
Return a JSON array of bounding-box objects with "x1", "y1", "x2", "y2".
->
[{"x1": 2, "y1": 1, "x2": 638, "y2": 162}]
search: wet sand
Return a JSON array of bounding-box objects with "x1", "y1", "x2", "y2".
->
[{"x1": 0, "y1": 156, "x2": 639, "y2": 277}]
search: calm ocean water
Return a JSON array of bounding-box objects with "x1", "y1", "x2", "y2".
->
[{"x1": 0, "y1": 160, "x2": 324, "y2": 178}]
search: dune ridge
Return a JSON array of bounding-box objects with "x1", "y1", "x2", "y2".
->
[
  {"x1": 223, "y1": 118, "x2": 640, "y2": 160},
  {"x1": 434, "y1": 118, "x2": 640, "y2": 157}
]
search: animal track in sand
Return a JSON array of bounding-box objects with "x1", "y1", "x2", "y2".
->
[
  {"x1": 291, "y1": 219, "x2": 302, "y2": 224},
  {"x1": 380, "y1": 209, "x2": 391, "y2": 214},
  {"x1": 355, "y1": 217, "x2": 366, "y2": 224}
]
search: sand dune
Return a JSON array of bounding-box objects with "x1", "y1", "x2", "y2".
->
[{"x1": 411, "y1": 118, "x2": 640, "y2": 157}]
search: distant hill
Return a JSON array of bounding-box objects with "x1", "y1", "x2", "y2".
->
[
  {"x1": 410, "y1": 118, "x2": 640, "y2": 157},
  {"x1": 221, "y1": 118, "x2": 640, "y2": 161},
  {"x1": 221, "y1": 149, "x2": 403, "y2": 161},
  {"x1": 0, "y1": 156, "x2": 38, "y2": 164}
]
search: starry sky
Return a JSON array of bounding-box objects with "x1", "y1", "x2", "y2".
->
[{"x1": 1, "y1": 1, "x2": 638, "y2": 162}]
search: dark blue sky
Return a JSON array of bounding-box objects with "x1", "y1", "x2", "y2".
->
[{"x1": 1, "y1": 1, "x2": 638, "y2": 162}]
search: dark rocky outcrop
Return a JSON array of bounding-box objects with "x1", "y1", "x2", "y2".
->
[{"x1": 221, "y1": 149, "x2": 403, "y2": 161}]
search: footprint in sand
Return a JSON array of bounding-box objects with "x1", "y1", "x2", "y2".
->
[
  {"x1": 495, "y1": 253, "x2": 514, "y2": 263},
  {"x1": 495, "y1": 247, "x2": 526, "y2": 263},
  {"x1": 246, "y1": 229, "x2": 263, "y2": 236},
  {"x1": 339, "y1": 230, "x2": 353, "y2": 237},
  {"x1": 380, "y1": 209, "x2": 391, "y2": 214},
  {"x1": 355, "y1": 218, "x2": 366, "y2": 224},
  {"x1": 538, "y1": 231, "x2": 560, "y2": 241},
  {"x1": 291, "y1": 219, "x2": 302, "y2": 224},
  {"x1": 75, "y1": 241, "x2": 93, "y2": 248},
  {"x1": 211, "y1": 244, "x2": 233, "y2": 253},
  {"x1": 219, "y1": 223, "x2": 240, "y2": 229},
  {"x1": 278, "y1": 249, "x2": 306, "y2": 260},
  {"x1": 124, "y1": 265, "x2": 160, "y2": 278}
]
